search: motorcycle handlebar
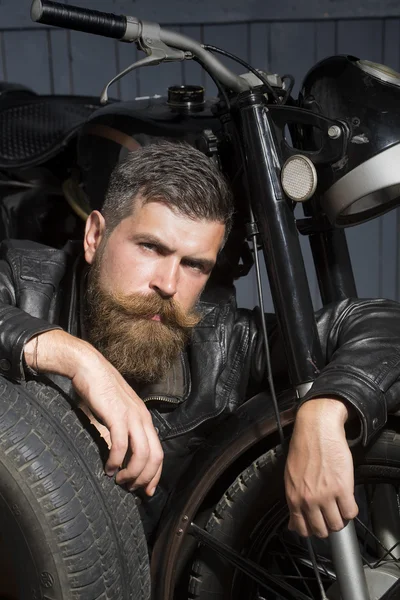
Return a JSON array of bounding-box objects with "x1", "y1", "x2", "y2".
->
[
  {"x1": 30, "y1": 0, "x2": 249, "y2": 92},
  {"x1": 30, "y1": 0, "x2": 140, "y2": 42},
  {"x1": 160, "y1": 29, "x2": 249, "y2": 92}
]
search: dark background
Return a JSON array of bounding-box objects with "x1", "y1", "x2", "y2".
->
[{"x1": 4, "y1": 0, "x2": 400, "y2": 309}]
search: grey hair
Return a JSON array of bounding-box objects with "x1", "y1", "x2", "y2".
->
[{"x1": 101, "y1": 140, "x2": 233, "y2": 237}]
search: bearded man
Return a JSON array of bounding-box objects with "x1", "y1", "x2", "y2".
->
[{"x1": 0, "y1": 140, "x2": 399, "y2": 540}]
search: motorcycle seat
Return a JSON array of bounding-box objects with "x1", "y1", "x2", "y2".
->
[{"x1": 0, "y1": 94, "x2": 103, "y2": 170}]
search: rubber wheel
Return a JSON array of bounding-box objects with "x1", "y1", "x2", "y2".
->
[
  {"x1": 189, "y1": 427, "x2": 400, "y2": 600},
  {"x1": 0, "y1": 377, "x2": 150, "y2": 599}
]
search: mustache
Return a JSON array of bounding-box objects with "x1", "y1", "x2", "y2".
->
[
  {"x1": 94, "y1": 289, "x2": 201, "y2": 330},
  {"x1": 85, "y1": 257, "x2": 201, "y2": 382}
]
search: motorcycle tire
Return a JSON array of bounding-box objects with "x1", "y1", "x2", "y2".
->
[
  {"x1": 189, "y1": 426, "x2": 400, "y2": 600},
  {"x1": 0, "y1": 377, "x2": 150, "y2": 600}
]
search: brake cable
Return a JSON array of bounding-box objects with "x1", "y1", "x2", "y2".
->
[
  {"x1": 203, "y1": 44, "x2": 282, "y2": 103},
  {"x1": 248, "y1": 207, "x2": 285, "y2": 448},
  {"x1": 249, "y1": 207, "x2": 331, "y2": 599}
]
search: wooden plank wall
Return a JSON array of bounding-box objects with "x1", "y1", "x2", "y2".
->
[
  {"x1": 5, "y1": 0, "x2": 400, "y2": 27},
  {"x1": 1, "y1": 15, "x2": 399, "y2": 309}
]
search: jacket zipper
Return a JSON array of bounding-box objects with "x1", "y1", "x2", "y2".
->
[{"x1": 143, "y1": 395, "x2": 181, "y2": 405}]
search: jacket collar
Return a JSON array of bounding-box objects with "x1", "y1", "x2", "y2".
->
[{"x1": 58, "y1": 247, "x2": 87, "y2": 339}]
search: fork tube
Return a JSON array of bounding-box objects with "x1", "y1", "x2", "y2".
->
[
  {"x1": 238, "y1": 90, "x2": 324, "y2": 386},
  {"x1": 309, "y1": 227, "x2": 358, "y2": 304},
  {"x1": 238, "y1": 90, "x2": 370, "y2": 600},
  {"x1": 330, "y1": 522, "x2": 371, "y2": 600}
]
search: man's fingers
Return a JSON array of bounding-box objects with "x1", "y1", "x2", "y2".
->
[
  {"x1": 288, "y1": 512, "x2": 312, "y2": 538},
  {"x1": 123, "y1": 441, "x2": 163, "y2": 490},
  {"x1": 115, "y1": 422, "x2": 162, "y2": 488},
  {"x1": 337, "y1": 493, "x2": 359, "y2": 522},
  {"x1": 140, "y1": 425, "x2": 164, "y2": 494},
  {"x1": 289, "y1": 498, "x2": 358, "y2": 538},
  {"x1": 286, "y1": 493, "x2": 313, "y2": 537},
  {"x1": 321, "y1": 501, "x2": 346, "y2": 534},
  {"x1": 105, "y1": 422, "x2": 129, "y2": 475},
  {"x1": 144, "y1": 462, "x2": 163, "y2": 496},
  {"x1": 302, "y1": 507, "x2": 329, "y2": 538},
  {"x1": 115, "y1": 426, "x2": 150, "y2": 485},
  {"x1": 287, "y1": 493, "x2": 331, "y2": 538}
]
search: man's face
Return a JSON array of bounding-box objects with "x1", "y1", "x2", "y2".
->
[
  {"x1": 83, "y1": 199, "x2": 226, "y2": 382},
  {"x1": 85, "y1": 199, "x2": 225, "y2": 311}
]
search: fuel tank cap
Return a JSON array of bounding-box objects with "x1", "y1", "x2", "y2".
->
[{"x1": 167, "y1": 85, "x2": 205, "y2": 110}]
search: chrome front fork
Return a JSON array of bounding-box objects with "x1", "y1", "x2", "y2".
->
[
  {"x1": 329, "y1": 522, "x2": 370, "y2": 600},
  {"x1": 296, "y1": 381, "x2": 371, "y2": 600},
  {"x1": 319, "y1": 482, "x2": 400, "y2": 600}
]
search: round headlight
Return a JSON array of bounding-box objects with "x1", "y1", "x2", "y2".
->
[{"x1": 299, "y1": 55, "x2": 400, "y2": 226}]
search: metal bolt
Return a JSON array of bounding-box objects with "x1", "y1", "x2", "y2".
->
[
  {"x1": 177, "y1": 528, "x2": 184, "y2": 536},
  {"x1": 182, "y1": 515, "x2": 189, "y2": 522},
  {"x1": 328, "y1": 125, "x2": 342, "y2": 139}
]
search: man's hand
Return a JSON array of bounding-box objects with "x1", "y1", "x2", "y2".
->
[
  {"x1": 284, "y1": 398, "x2": 359, "y2": 538},
  {"x1": 24, "y1": 330, "x2": 164, "y2": 496}
]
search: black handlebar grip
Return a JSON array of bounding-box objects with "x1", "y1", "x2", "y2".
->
[{"x1": 31, "y1": 0, "x2": 128, "y2": 40}]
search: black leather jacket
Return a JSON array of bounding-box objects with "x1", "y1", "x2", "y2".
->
[{"x1": 1, "y1": 239, "x2": 400, "y2": 449}]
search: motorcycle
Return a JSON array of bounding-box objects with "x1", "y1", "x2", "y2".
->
[{"x1": 1, "y1": 0, "x2": 400, "y2": 598}]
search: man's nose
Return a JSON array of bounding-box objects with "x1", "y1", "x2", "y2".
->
[{"x1": 150, "y1": 258, "x2": 179, "y2": 299}]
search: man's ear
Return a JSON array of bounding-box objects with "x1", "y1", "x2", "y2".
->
[{"x1": 84, "y1": 211, "x2": 106, "y2": 265}]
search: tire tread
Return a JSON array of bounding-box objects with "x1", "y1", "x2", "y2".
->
[{"x1": 0, "y1": 377, "x2": 150, "y2": 599}]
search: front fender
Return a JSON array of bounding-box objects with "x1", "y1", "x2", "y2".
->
[{"x1": 151, "y1": 388, "x2": 296, "y2": 600}]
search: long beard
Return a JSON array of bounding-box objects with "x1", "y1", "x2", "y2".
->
[{"x1": 85, "y1": 260, "x2": 200, "y2": 383}]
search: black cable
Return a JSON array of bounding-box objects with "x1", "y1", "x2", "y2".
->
[
  {"x1": 249, "y1": 207, "x2": 285, "y2": 448},
  {"x1": 194, "y1": 44, "x2": 286, "y2": 445},
  {"x1": 203, "y1": 44, "x2": 281, "y2": 103},
  {"x1": 192, "y1": 56, "x2": 231, "y2": 110}
]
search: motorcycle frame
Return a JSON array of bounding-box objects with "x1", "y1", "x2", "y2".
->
[{"x1": 150, "y1": 89, "x2": 364, "y2": 598}]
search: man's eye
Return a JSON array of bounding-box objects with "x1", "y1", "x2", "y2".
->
[
  {"x1": 186, "y1": 262, "x2": 204, "y2": 273},
  {"x1": 141, "y1": 243, "x2": 156, "y2": 251}
]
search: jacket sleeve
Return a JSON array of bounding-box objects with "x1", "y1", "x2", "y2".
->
[
  {"x1": 249, "y1": 298, "x2": 400, "y2": 446},
  {"x1": 299, "y1": 298, "x2": 400, "y2": 445},
  {"x1": 0, "y1": 258, "x2": 62, "y2": 381}
]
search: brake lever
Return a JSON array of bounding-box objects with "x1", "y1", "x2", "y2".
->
[{"x1": 100, "y1": 20, "x2": 188, "y2": 104}]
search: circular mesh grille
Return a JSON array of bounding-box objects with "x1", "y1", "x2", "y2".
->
[{"x1": 281, "y1": 155, "x2": 317, "y2": 201}]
